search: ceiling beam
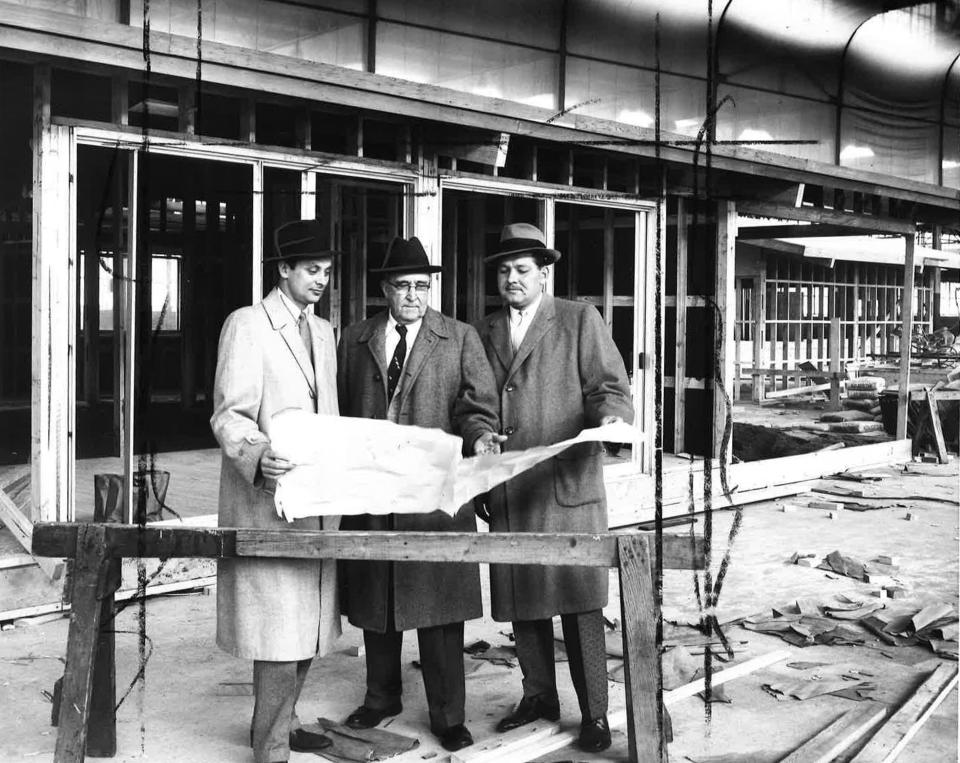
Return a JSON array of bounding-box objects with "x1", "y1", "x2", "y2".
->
[
  {"x1": 736, "y1": 223, "x2": 880, "y2": 239},
  {"x1": 737, "y1": 201, "x2": 916, "y2": 235}
]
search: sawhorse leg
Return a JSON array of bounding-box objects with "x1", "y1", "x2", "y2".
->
[
  {"x1": 55, "y1": 524, "x2": 113, "y2": 762},
  {"x1": 618, "y1": 534, "x2": 667, "y2": 762}
]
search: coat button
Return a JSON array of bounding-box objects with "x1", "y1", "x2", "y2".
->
[
  {"x1": 374, "y1": 373, "x2": 382, "y2": 381},
  {"x1": 504, "y1": 426, "x2": 515, "y2": 435},
  {"x1": 505, "y1": 385, "x2": 515, "y2": 392}
]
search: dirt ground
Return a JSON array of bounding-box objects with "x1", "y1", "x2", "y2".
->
[{"x1": 0, "y1": 460, "x2": 957, "y2": 762}]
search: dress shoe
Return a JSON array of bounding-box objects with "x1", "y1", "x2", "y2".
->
[
  {"x1": 289, "y1": 728, "x2": 333, "y2": 752},
  {"x1": 438, "y1": 724, "x2": 474, "y2": 752},
  {"x1": 344, "y1": 703, "x2": 402, "y2": 729},
  {"x1": 578, "y1": 715, "x2": 611, "y2": 752},
  {"x1": 496, "y1": 695, "x2": 561, "y2": 732}
]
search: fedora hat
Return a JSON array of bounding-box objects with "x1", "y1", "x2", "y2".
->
[
  {"x1": 264, "y1": 219, "x2": 339, "y2": 263},
  {"x1": 370, "y1": 236, "x2": 442, "y2": 275},
  {"x1": 484, "y1": 222, "x2": 561, "y2": 265}
]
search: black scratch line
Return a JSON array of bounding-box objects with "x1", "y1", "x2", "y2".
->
[{"x1": 653, "y1": 12, "x2": 667, "y2": 760}]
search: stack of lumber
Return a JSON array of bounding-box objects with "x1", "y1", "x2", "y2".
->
[
  {"x1": 823, "y1": 377, "x2": 886, "y2": 432},
  {"x1": 933, "y1": 362, "x2": 960, "y2": 391}
]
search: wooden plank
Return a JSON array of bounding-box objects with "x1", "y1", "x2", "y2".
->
[
  {"x1": 829, "y1": 316, "x2": 842, "y2": 410},
  {"x1": 674, "y1": 196, "x2": 688, "y2": 452},
  {"x1": 737, "y1": 223, "x2": 871, "y2": 239},
  {"x1": 0, "y1": 575, "x2": 217, "y2": 623},
  {"x1": 781, "y1": 704, "x2": 887, "y2": 763},
  {"x1": 618, "y1": 534, "x2": 663, "y2": 762},
  {"x1": 452, "y1": 649, "x2": 791, "y2": 763},
  {"x1": 762, "y1": 381, "x2": 833, "y2": 400},
  {"x1": 751, "y1": 268, "x2": 765, "y2": 403},
  {"x1": 737, "y1": 201, "x2": 916, "y2": 235},
  {"x1": 0, "y1": 489, "x2": 64, "y2": 580},
  {"x1": 896, "y1": 235, "x2": 916, "y2": 439},
  {"x1": 924, "y1": 389, "x2": 949, "y2": 463},
  {"x1": 55, "y1": 524, "x2": 111, "y2": 762},
  {"x1": 852, "y1": 663, "x2": 958, "y2": 763},
  {"x1": 715, "y1": 201, "x2": 736, "y2": 461},
  {"x1": 32, "y1": 525, "x2": 706, "y2": 570}
]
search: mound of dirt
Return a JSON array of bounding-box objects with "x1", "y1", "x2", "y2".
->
[{"x1": 732, "y1": 422, "x2": 879, "y2": 462}]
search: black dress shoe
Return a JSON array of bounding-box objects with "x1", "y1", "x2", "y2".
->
[
  {"x1": 289, "y1": 728, "x2": 333, "y2": 752},
  {"x1": 496, "y1": 695, "x2": 561, "y2": 732},
  {"x1": 344, "y1": 703, "x2": 402, "y2": 729},
  {"x1": 438, "y1": 724, "x2": 474, "y2": 752},
  {"x1": 578, "y1": 715, "x2": 611, "y2": 752}
]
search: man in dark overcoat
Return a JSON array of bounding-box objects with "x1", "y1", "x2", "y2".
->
[
  {"x1": 473, "y1": 222, "x2": 634, "y2": 753},
  {"x1": 336, "y1": 236, "x2": 502, "y2": 752},
  {"x1": 212, "y1": 220, "x2": 342, "y2": 763}
]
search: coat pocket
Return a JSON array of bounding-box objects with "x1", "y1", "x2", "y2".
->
[{"x1": 553, "y1": 441, "x2": 603, "y2": 507}]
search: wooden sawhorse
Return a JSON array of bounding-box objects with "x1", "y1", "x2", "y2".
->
[{"x1": 32, "y1": 523, "x2": 705, "y2": 763}]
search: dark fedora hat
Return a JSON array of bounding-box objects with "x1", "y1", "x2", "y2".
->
[
  {"x1": 484, "y1": 222, "x2": 561, "y2": 265},
  {"x1": 370, "y1": 236, "x2": 442, "y2": 275},
  {"x1": 264, "y1": 219, "x2": 340, "y2": 263}
]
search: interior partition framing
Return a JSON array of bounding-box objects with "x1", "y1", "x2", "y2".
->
[{"x1": 35, "y1": 123, "x2": 416, "y2": 523}]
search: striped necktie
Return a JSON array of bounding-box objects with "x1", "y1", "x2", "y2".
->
[{"x1": 387, "y1": 324, "x2": 407, "y2": 401}]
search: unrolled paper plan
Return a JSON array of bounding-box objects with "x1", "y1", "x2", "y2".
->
[{"x1": 269, "y1": 410, "x2": 641, "y2": 521}]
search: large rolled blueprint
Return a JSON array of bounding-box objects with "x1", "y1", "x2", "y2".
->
[{"x1": 268, "y1": 410, "x2": 640, "y2": 521}]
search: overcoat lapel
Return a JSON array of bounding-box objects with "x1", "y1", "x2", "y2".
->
[
  {"x1": 507, "y1": 295, "x2": 555, "y2": 382},
  {"x1": 486, "y1": 310, "x2": 513, "y2": 373},
  {"x1": 261, "y1": 288, "x2": 316, "y2": 399},
  {"x1": 397, "y1": 308, "x2": 446, "y2": 407},
  {"x1": 358, "y1": 312, "x2": 390, "y2": 400}
]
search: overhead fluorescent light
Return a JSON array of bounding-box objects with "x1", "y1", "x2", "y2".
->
[
  {"x1": 737, "y1": 128, "x2": 773, "y2": 142},
  {"x1": 839, "y1": 144, "x2": 875, "y2": 161},
  {"x1": 674, "y1": 117, "x2": 702, "y2": 132},
  {"x1": 618, "y1": 109, "x2": 654, "y2": 128}
]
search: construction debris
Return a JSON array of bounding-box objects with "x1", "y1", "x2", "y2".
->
[{"x1": 314, "y1": 717, "x2": 420, "y2": 761}]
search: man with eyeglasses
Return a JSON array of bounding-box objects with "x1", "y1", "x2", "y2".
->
[
  {"x1": 336, "y1": 236, "x2": 503, "y2": 753},
  {"x1": 474, "y1": 222, "x2": 633, "y2": 753}
]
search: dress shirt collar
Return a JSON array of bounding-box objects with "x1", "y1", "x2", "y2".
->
[
  {"x1": 277, "y1": 287, "x2": 311, "y2": 324},
  {"x1": 509, "y1": 291, "x2": 543, "y2": 323}
]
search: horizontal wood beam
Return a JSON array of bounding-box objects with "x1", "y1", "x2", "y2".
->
[
  {"x1": 1, "y1": 2, "x2": 958, "y2": 211},
  {"x1": 32, "y1": 525, "x2": 706, "y2": 570},
  {"x1": 0, "y1": 489, "x2": 64, "y2": 580},
  {"x1": 737, "y1": 224, "x2": 880, "y2": 239},
  {"x1": 737, "y1": 202, "x2": 916, "y2": 235}
]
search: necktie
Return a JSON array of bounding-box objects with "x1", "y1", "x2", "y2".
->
[
  {"x1": 387, "y1": 324, "x2": 407, "y2": 401},
  {"x1": 297, "y1": 312, "x2": 313, "y2": 366},
  {"x1": 511, "y1": 310, "x2": 524, "y2": 353}
]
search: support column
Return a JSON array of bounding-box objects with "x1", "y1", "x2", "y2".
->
[
  {"x1": 896, "y1": 234, "x2": 916, "y2": 440},
  {"x1": 713, "y1": 200, "x2": 736, "y2": 461},
  {"x1": 32, "y1": 65, "x2": 74, "y2": 524},
  {"x1": 413, "y1": 151, "x2": 442, "y2": 312}
]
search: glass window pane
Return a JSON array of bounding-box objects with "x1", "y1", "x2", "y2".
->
[
  {"x1": 440, "y1": 190, "x2": 542, "y2": 323},
  {"x1": 716, "y1": 85, "x2": 836, "y2": 164},
  {"x1": 131, "y1": 155, "x2": 253, "y2": 523},
  {"x1": 75, "y1": 144, "x2": 131, "y2": 522},
  {"x1": 0, "y1": 61, "x2": 33, "y2": 494},
  {"x1": 129, "y1": 0, "x2": 367, "y2": 70},
  {"x1": 377, "y1": 22, "x2": 558, "y2": 110},
  {"x1": 378, "y1": 0, "x2": 562, "y2": 50},
  {"x1": 565, "y1": 58, "x2": 705, "y2": 137}
]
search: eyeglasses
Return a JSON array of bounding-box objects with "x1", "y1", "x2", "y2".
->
[{"x1": 388, "y1": 280, "x2": 431, "y2": 294}]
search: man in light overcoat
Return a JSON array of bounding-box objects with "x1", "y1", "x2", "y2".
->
[
  {"x1": 212, "y1": 220, "x2": 341, "y2": 763},
  {"x1": 336, "y1": 236, "x2": 503, "y2": 753},
  {"x1": 474, "y1": 222, "x2": 634, "y2": 754}
]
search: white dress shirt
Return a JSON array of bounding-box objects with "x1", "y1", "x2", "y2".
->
[
  {"x1": 385, "y1": 313, "x2": 422, "y2": 369},
  {"x1": 277, "y1": 288, "x2": 312, "y2": 324},
  {"x1": 509, "y1": 292, "x2": 542, "y2": 352}
]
